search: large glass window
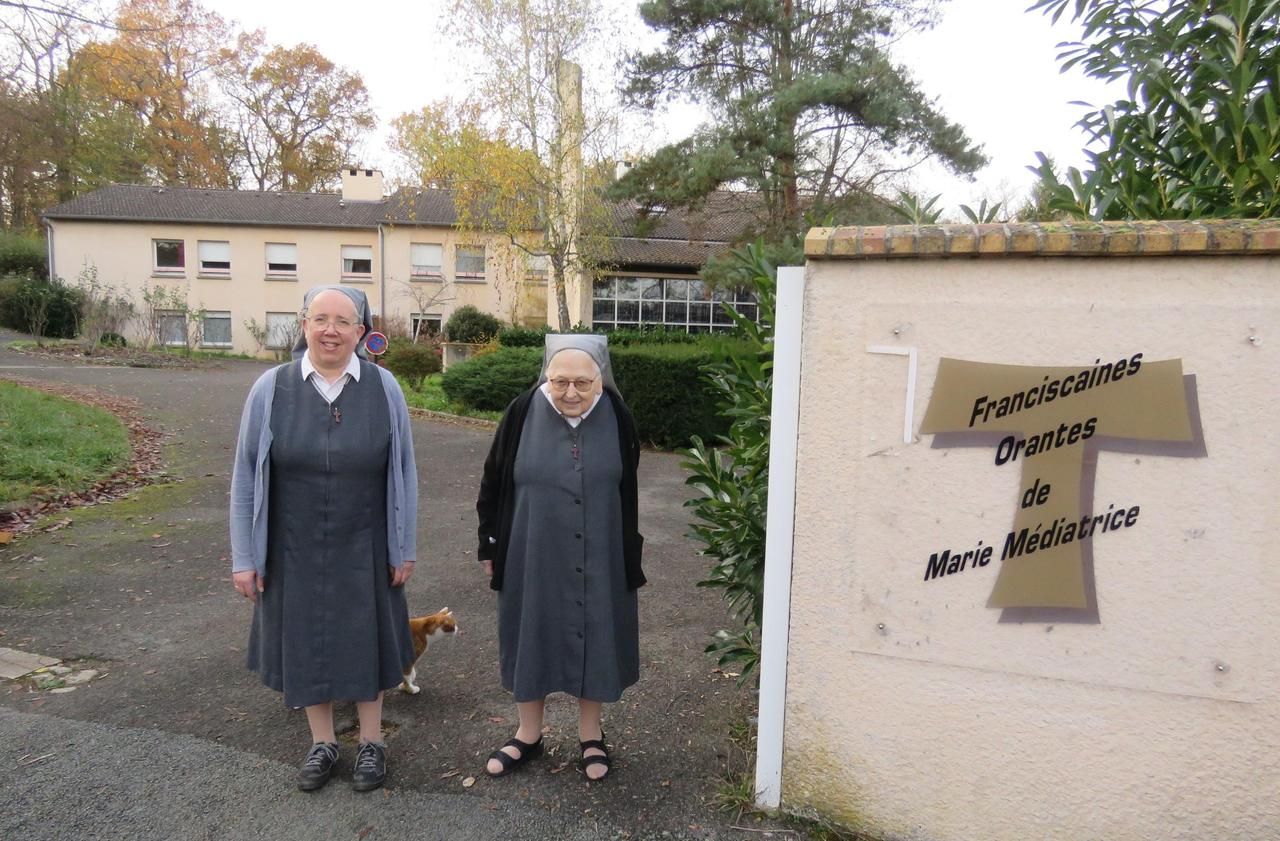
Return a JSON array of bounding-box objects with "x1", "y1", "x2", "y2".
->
[
  {"x1": 341, "y1": 244, "x2": 373, "y2": 277},
  {"x1": 591, "y1": 275, "x2": 757, "y2": 333}
]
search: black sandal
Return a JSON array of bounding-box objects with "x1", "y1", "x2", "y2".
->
[
  {"x1": 579, "y1": 734, "x2": 611, "y2": 781},
  {"x1": 485, "y1": 736, "x2": 543, "y2": 778}
]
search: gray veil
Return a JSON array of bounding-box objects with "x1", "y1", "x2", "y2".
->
[{"x1": 539, "y1": 333, "x2": 618, "y2": 392}]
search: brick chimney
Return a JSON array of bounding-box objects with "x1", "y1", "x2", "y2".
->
[{"x1": 341, "y1": 168, "x2": 385, "y2": 202}]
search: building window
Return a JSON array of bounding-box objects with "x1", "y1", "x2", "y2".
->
[
  {"x1": 265, "y1": 242, "x2": 297, "y2": 277},
  {"x1": 265, "y1": 312, "x2": 300, "y2": 349},
  {"x1": 197, "y1": 240, "x2": 230, "y2": 274},
  {"x1": 410, "y1": 313, "x2": 442, "y2": 340},
  {"x1": 157, "y1": 310, "x2": 187, "y2": 346},
  {"x1": 591, "y1": 276, "x2": 757, "y2": 333},
  {"x1": 153, "y1": 239, "x2": 185, "y2": 274},
  {"x1": 410, "y1": 243, "x2": 443, "y2": 279},
  {"x1": 455, "y1": 245, "x2": 485, "y2": 279},
  {"x1": 202, "y1": 311, "x2": 232, "y2": 347},
  {"x1": 526, "y1": 253, "x2": 549, "y2": 279},
  {"x1": 342, "y1": 244, "x2": 373, "y2": 278}
]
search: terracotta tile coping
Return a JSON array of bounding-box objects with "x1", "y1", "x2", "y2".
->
[{"x1": 804, "y1": 220, "x2": 1280, "y2": 260}]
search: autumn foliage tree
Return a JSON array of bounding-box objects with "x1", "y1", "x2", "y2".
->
[
  {"x1": 0, "y1": 0, "x2": 377, "y2": 229},
  {"x1": 220, "y1": 37, "x2": 375, "y2": 192}
]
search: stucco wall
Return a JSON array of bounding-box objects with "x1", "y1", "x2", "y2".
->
[
  {"x1": 47, "y1": 219, "x2": 537, "y2": 355},
  {"x1": 780, "y1": 226, "x2": 1279, "y2": 840}
]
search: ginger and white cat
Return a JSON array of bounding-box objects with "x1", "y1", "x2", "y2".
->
[{"x1": 399, "y1": 607, "x2": 458, "y2": 694}]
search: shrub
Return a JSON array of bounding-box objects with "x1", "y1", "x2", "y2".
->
[
  {"x1": 444, "y1": 305, "x2": 502, "y2": 344},
  {"x1": 612, "y1": 343, "x2": 746, "y2": 449},
  {"x1": 604, "y1": 326, "x2": 700, "y2": 346},
  {"x1": 99, "y1": 332, "x2": 127, "y2": 348},
  {"x1": 682, "y1": 242, "x2": 779, "y2": 680},
  {"x1": 0, "y1": 231, "x2": 47, "y2": 277},
  {"x1": 383, "y1": 338, "x2": 442, "y2": 390},
  {"x1": 497, "y1": 324, "x2": 552, "y2": 347},
  {"x1": 441, "y1": 346, "x2": 542, "y2": 411},
  {"x1": 440, "y1": 338, "x2": 751, "y2": 449},
  {"x1": 0, "y1": 275, "x2": 81, "y2": 339}
]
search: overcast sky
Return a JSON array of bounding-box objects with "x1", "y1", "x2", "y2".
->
[{"x1": 205, "y1": 0, "x2": 1120, "y2": 218}]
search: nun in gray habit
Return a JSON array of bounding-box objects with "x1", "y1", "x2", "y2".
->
[
  {"x1": 476, "y1": 334, "x2": 644, "y2": 782},
  {"x1": 230, "y1": 285, "x2": 417, "y2": 793}
]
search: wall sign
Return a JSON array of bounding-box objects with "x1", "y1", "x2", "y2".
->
[{"x1": 918, "y1": 353, "x2": 1206, "y2": 622}]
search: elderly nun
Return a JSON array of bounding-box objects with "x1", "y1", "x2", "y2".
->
[
  {"x1": 229, "y1": 285, "x2": 418, "y2": 793},
  {"x1": 476, "y1": 334, "x2": 645, "y2": 782}
]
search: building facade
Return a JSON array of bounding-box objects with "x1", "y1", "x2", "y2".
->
[{"x1": 42, "y1": 169, "x2": 758, "y2": 355}]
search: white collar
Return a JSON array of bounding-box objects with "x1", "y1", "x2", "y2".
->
[{"x1": 301, "y1": 350, "x2": 362, "y2": 384}]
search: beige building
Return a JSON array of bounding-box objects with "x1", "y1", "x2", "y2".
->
[{"x1": 42, "y1": 169, "x2": 760, "y2": 356}]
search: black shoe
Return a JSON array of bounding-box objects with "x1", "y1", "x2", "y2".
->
[
  {"x1": 297, "y1": 742, "x2": 339, "y2": 791},
  {"x1": 352, "y1": 741, "x2": 387, "y2": 792}
]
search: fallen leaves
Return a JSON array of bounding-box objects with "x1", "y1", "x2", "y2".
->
[{"x1": 461, "y1": 776, "x2": 476, "y2": 788}]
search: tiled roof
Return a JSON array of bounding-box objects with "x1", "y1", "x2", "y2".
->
[
  {"x1": 43, "y1": 184, "x2": 392, "y2": 228},
  {"x1": 601, "y1": 237, "x2": 729, "y2": 267},
  {"x1": 44, "y1": 183, "x2": 760, "y2": 268}
]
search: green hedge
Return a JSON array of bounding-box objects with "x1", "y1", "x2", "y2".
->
[
  {"x1": 441, "y1": 340, "x2": 754, "y2": 448},
  {"x1": 441, "y1": 347, "x2": 542, "y2": 411},
  {"x1": 383, "y1": 338, "x2": 442, "y2": 389},
  {"x1": 0, "y1": 275, "x2": 81, "y2": 338},
  {"x1": 0, "y1": 231, "x2": 47, "y2": 277}
]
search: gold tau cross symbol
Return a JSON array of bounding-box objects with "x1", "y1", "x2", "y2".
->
[{"x1": 919, "y1": 354, "x2": 1204, "y2": 622}]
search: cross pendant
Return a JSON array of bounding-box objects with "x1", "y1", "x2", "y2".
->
[{"x1": 332, "y1": 406, "x2": 342, "y2": 424}]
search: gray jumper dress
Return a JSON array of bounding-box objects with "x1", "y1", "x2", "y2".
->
[
  {"x1": 247, "y1": 360, "x2": 414, "y2": 708},
  {"x1": 499, "y1": 392, "x2": 640, "y2": 702}
]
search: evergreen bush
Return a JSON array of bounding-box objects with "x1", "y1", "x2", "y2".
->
[
  {"x1": 0, "y1": 276, "x2": 81, "y2": 339},
  {"x1": 383, "y1": 338, "x2": 442, "y2": 390},
  {"x1": 99, "y1": 332, "x2": 127, "y2": 348},
  {"x1": 441, "y1": 346, "x2": 542, "y2": 411},
  {"x1": 441, "y1": 338, "x2": 750, "y2": 448},
  {"x1": 497, "y1": 324, "x2": 552, "y2": 347},
  {"x1": 444, "y1": 305, "x2": 503, "y2": 344},
  {"x1": 0, "y1": 232, "x2": 47, "y2": 277}
]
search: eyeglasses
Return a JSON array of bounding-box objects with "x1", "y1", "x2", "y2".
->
[
  {"x1": 308, "y1": 315, "x2": 357, "y2": 332},
  {"x1": 548, "y1": 377, "x2": 597, "y2": 393}
]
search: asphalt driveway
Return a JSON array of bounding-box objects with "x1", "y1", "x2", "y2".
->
[{"x1": 0, "y1": 336, "x2": 764, "y2": 841}]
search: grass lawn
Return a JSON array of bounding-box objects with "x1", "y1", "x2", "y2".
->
[
  {"x1": 0, "y1": 381, "x2": 131, "y2": 506},
  {"x1": 397, "y1": 373, "x2": 502, "y2": 423}
]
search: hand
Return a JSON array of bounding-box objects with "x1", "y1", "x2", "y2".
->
[
  {"x1": 391, "y1": 561, "x2": 415, "y2": 587},
  {"x1": 483, "y1": 559, "x2": 493, "y2": 578},
  {"x1": 233, "y1": 570, "x2": 264, "y2": 602}
]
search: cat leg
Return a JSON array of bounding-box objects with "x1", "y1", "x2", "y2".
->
[{"x1": 401, "y1": 665, "x2": 421, "y2": 695}]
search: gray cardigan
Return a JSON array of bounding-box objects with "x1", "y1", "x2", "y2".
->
[{"x1": 229, "y1": 361, "x2": 418, "y2": 576}]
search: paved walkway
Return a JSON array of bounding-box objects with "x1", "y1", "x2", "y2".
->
[{"x1": 0, "y1": 337, "x2": 764, "y2": 841}]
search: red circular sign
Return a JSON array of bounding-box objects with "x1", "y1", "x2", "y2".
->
[{"x1": 364, "y1": 331, "x2": 389, "y2": 356}]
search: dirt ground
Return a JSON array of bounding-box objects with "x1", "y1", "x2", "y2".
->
[{"x1": 0, "y1": 336, "x2": 781, "y2": 840}]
